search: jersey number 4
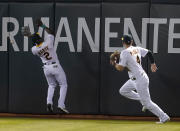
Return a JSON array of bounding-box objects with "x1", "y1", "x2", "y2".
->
[
  {"x1": 44, "y1": 52, "x2": 52, "y2": 60},
  {"x1": 137, "y1": 56, "x2": 140, "y2": 64},
  {"x1": 130, "y1": 51, "x2": 140, "y2": 64}
]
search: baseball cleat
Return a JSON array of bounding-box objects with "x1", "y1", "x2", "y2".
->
[
  {"x1": 47, "y1": 104, "x2": 53, "y2": 113},
  {"x1": 156, "y1": 114, "x2": 170, "y2": 124},
  {"x1": 142, "y1": 106, "x2": 147, "y2": 112},
  {"x1": 58, "y1": 107, "x2": 69, "y2": 114}
]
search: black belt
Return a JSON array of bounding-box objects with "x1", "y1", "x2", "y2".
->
[
  {"x1": 131, "y1": 77, "x2": 136, "y2": 81},
  {"x1": 44, "y1": 62, "x2": 56, "y2": 65}
]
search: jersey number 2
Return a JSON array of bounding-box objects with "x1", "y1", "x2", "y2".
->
[{"x1": 44, "y1": 52, "x2": 52, "y2": 60}]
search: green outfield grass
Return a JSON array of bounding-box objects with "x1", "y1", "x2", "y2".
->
[{"x1": 0, "y1": 117, "x2": 179, "y2": 131}]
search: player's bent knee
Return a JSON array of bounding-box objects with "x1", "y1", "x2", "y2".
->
[
  {"x1": 119, "y1": 88, "x2": 123, "y2": 95},
  {"x1": 61, "y1": 83, "x2": 68, "y2": 89},
  {"x1": 142, "y1": 101, "x2": 153, "y2": 109},
  {"x1": 145, "y1": 104, "x2": 153, "y2": 110},
  {"x1": 49, "y1": 83, "x2": 57, "y2": 89},
  {"x1": 119, "y1": 88, "x2": 127, "y2": 96}
]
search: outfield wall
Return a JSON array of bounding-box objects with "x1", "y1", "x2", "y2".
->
[{"x1": 0, "y1": 0, "x2": 180, "y2": 116}]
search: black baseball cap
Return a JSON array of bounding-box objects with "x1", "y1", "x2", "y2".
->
[
  {"x1": 31, "y1": 32, "x2": 43, "y2": 45},
  {"x1": 121, "y1": 34, "x2": 133, "y2": 45}
]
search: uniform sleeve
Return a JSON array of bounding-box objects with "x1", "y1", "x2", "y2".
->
[
  {"x1": 31, "y1": 47, "x2": 37, "y2": 55},
  {"x1": 138, "y1": 47, "x2": 148, "y2": 57},
  {"x1": 44, "y1": 34, "x2": 54, "y2": 48},
  {"x1": 119, "y1": 51, "x2": 127, "y2": 67}
]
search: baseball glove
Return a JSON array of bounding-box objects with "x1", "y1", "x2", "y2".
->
[
  {"x1": 110, "y1": 51, "x2": 120, "y2": 66},
  {"x1": 21, "y1": 26, "x2": 31, "y2": 37}
]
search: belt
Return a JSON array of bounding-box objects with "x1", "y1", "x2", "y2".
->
[
  {"x1": 44, "y1": 62, "x2": 56, "y2": 65},
  {"x1": 131, "y1": 77, "x2": 136, "y2": 81}
]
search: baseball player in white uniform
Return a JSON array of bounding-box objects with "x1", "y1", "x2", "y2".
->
[
  {"x1": 110, "y1": 34, "x2": 170, "y2": 123},
  {"x1": 22, "y1": 19, "x2": 69, "y2": 114}
]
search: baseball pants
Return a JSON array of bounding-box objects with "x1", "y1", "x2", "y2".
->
[
  {"x1": 119, "y1": 73, "x2": 166, "y2": 119},
  {"x1": 43, "y1": 63, "x2": 67, "y2": 109}
]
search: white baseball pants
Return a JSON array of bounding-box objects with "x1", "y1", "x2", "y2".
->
[
  {"x1": 43, "y1": 63, "x2": 67, "y2": 109},
  {"x1": 119, "y1": 73, "x2": 166, "y2": 119}
]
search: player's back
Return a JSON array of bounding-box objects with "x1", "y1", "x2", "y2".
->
[
  {"x1": 31, "y1": 34, "x2": 59, "y2": 64},
  {"x1": 121, "y1": 46, "x2": 147, "y2": 78}
]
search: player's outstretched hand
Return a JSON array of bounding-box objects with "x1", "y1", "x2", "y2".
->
[
  {"x1": 151, "y1": 63, "x2": 157, "y2": 72},
  {"x1": 36, "y1": 18, "x2": 43, "y2": 27}
]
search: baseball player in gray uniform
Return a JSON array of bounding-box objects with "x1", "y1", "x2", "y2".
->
[
  {"x1": 110, "y1": 34, "x2": 170, "y2": 123},
  {"x1": 22, "y1": 19, "x2": 69, "y2": 114}
]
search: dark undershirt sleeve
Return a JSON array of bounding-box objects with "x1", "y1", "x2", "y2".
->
[{"x1": 146, "y1": 50, "x2": 155, "y2": 64}]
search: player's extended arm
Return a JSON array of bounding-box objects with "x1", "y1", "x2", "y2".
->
[
  {"x1": 114, "y1": 64, "x2": 124, "y2": 71},
  {"x1": 36, "y1": 19, "x2": 54, "y2": 35},
  {"x1": 146, "y1": 50, "x2": 157, "y2": 72}
]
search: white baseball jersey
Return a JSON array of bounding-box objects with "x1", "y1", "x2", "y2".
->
[
  {"x1": 119, "y1": 46, "x2": 148, "y2": 78},
  {"x1": 31, "y1": 34, "x2": 59, "y2": 64},
  {"x1": 118, "y1": 46, "x2": 168, "y2": 120},
  {"x1": 31, "y1": 33, "x2": 67, "y2": 109}
]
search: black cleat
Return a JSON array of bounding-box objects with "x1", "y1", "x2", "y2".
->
[
  {"x1": 47, "y1": 104, "x2": 53, "y2": 113},
  {"x1": 58, "y1": 107, "x2": 69, "y2": 114}
]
